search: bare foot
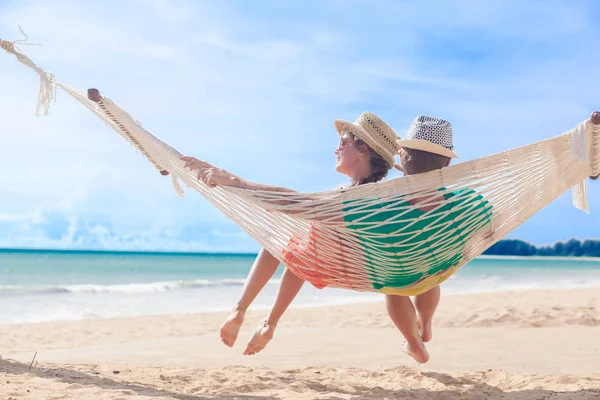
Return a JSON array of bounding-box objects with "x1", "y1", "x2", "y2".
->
[
  {"x1": 220, "y1": 309, "x2": 245, "y2": 347},
  {"x1": 401, "y1": 340, "x2": 430, "y2": 364},
  {"x1": 417, "y1": 316, "x2": 433, "y2": 343},
  {"x1": 243, "y1": 319, "x2": 276, "y2": 355}
]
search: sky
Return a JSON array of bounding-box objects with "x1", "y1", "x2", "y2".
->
[{"x1": 0, "y1": 0, "x2": 599, "y2": 252}]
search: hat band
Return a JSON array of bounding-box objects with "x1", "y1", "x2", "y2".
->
[{"x1": 396, "y1": 138, "x2": 459, "y2": 159}]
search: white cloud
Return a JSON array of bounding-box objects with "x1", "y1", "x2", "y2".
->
[{"x1": 0, "y1": 214, "x2": 27, "y2": 222}]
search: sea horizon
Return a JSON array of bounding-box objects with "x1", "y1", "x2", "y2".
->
[
  {"x1": 1, "y1": 248, "x2": 600, "y2": 325},
  {"x1": 1, "y1": 245, "x2": 599, "y2": 259},
  {"x1": 0, "y1": 246, "x2": 258, "y2": 257}
]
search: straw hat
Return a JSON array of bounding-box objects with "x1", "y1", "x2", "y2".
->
[
  {"x1": 333, "y1": 112, "x2": 400, "y2": 169},
  {"x1": 396, "y1": 115, "x2": 459, "y2": 159}
]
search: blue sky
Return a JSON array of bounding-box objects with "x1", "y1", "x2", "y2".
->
[{"x1": 0, "y1": 0, "x2": 599, "y2": 252}]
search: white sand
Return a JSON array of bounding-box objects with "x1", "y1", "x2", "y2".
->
[{"x1": 2, "y1": 287, "x2": 600, "y2": 399}]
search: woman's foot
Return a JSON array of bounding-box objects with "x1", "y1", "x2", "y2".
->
[
  {"x1": 243, "y1": 319, "x2": 276, "y2": 355},
  {"x1": 220, "y1": 309, "x2": 245, "y2": 347}
]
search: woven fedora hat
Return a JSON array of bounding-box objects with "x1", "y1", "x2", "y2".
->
[
  {"x1": 396, "y1": 115, "x2": 459, "y2": 159},
  {"x1": 333, "y1": 112, "x2": 400, "y2": 169}
]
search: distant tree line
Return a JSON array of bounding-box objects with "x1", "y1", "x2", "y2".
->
[{"x1": 483, "y1": 238, "x2": 600, "y2": 257}]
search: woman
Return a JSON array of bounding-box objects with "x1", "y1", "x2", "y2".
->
[{"x1": 181, "y1": 111, "x2": 401, "y2": 355}]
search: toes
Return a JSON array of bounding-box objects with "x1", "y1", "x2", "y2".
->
[
  {"x1": 401, "y1": 340, "x2": 429, "y2": 364},
  {"x1": 242, "y1": 321, "x2": 275, "y2": 356},
  {"x1": 244, "y1": 339, "x2": 261, "y2": 355},
  {"x1": 219, "y1": 316, "x2": 244, "y2": 348},
  {"x1": 219, "y1": 331, "x2": 232, "y2": 347},
  {"x1": 243, "y1": 338, "x2": 266, "y2": 356}
]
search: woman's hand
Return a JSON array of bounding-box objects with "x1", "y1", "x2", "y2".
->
[
  {"x1": 394, "y1": 151, "x2": 406, "y2": 174},
  {"x1": 180, "y1": 156, "x2": 245, "y2": 188},
  {"x1": 393, "y1": 163, "x2": 406, "y2": 174}
]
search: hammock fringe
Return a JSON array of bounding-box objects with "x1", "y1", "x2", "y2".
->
[{"x1": 570, "y1": 121, "x2": 591, "y2": 213}]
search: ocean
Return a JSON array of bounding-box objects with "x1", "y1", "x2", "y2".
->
[{"x1": 1, "y1": 249, "x2": 600, "y2": 325}]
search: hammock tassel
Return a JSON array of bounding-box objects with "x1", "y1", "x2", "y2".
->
[
  {"x1": 570, "y1": 121, "x2": 590, "y2": 213},
  {"x1": 171, "y1": 175, "x2": 185, "y2": 198},
  {"x1": 1, "y1": 32, "x2": 51, "y2": 117},
  {"x1": 36, "y1": 71, "x2": 56, "y2": 117},
  {"x1": 572, "y1": 180, "x2": 589, "y2": 214}
]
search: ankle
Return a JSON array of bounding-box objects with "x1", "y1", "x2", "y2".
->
[
  {"x1": 264, "y1": 316, "x2": 279, "y2": 328},
  {"x1": 232, "y1": 304, "x2": 247, "y2": 314}
]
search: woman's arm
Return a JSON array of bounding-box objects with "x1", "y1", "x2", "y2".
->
[
  {"x1": 181, "y1": 156, "x2": 295, "y2": 192},
  {"x1": 180, "y1": 156, "x2": 343, "y2": 221},
  {"x1": 236, "y1": 179, "x2": 296, "y2": 193}
]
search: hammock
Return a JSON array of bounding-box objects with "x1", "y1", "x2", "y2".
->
[{"x1": 3, "y1": 40, "x2": 599, "y2": 296}]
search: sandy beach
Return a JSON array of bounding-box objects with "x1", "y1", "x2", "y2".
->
[{"x1": 2, "y1": 287, "x2": 600, "y2": 399}]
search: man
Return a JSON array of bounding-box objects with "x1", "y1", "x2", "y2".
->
[{"x1": 386, "y1": 115, "x2": 461, "y2": 363}]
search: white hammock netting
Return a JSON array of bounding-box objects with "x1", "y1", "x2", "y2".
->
[{"x1": 4, "y1": 40, "x2": 599, "y2": 296}]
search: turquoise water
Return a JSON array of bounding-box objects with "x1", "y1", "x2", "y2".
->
[
  {"x1": 0, "y1": 250, "x2": 258, "y2": 287},
  {"x1": 1, "y1": 249, "x2": 600, "y2": 324}
]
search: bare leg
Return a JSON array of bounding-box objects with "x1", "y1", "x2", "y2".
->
[
  {"x1": 220, "y1": 248, "x2": 280, "y2": 347},
  {"x1": 414, "y1": 285, "x2": 440, "y2": 343},
  {"x1": 385, "y1": 294, "x2": 429, "y2": 363},
  {"x1": 243, "y1": 268, "x2": 305, "y2": 355}
]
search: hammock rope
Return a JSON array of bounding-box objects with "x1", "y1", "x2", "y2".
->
[{"x1": 3, "y1": 40, "x2": 599, "y2": 296}]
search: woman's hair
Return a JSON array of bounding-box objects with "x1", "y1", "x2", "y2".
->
[
  {"x1": 348, "y1": 133, "x2": 389, "y2": 186},
  {"x1": 399, "y1": 147, "x2": 450, "y2": 175}
]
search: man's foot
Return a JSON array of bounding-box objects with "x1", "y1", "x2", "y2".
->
[
  {"x1": 243, "y1": 319, "x2": 276, "y2": 355},
  {"x1": 220, "y1": 309, "x2": 245, "y2": 347},
  {"x1": 401, "y1": 340, "x2": 430, "y2": 364},
  {"x1": 417, "y1": 316, "x2": 433, "y2": 343}
]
